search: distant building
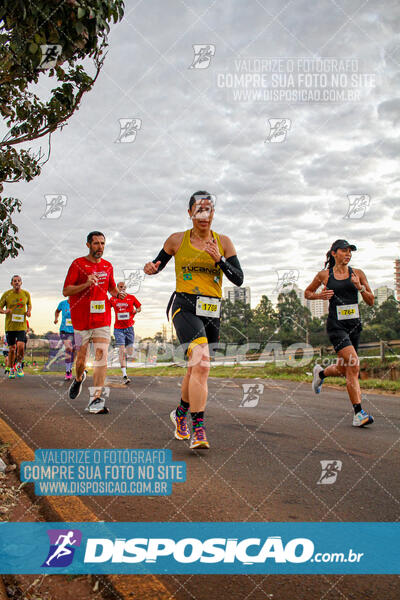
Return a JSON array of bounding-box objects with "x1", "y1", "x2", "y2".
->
[
  {"x1": 395, "y1": 259, "x2": 400, "y2": 302},
  {"x1": 224, "y1": 286, "x2": 251, "y2": 305},
  {"x1": 277, "y1": 282, "x2": 327, "y2": 317},
  {"x1": 307, "y1": 298, "x2": 329, "y2": 318},
  {"x1": 291, "y1": 283, "x2": 305, "y2": 304},
  {"x1": 303, "y1": 285, "x2": 329, "y2": 318},
  {"x1": 374, "y1": 285, "x2": 395, "y2": 306}
]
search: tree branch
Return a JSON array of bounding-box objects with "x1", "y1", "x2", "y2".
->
[{"x1": 0, "y1": 55, "x2": 104, "y2": 148}]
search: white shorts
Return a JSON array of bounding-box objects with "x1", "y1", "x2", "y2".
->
[{"x1": 74, "y1": 326, "x2": 111, "y2": 346}]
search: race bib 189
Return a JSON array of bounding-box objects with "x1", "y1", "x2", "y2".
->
[
  {"x1": 90, "y1": 300, "x2": 106, "y2": 313},
  {"x1": 196, "y1": 296, "x2": 221, "y2": 318},
  {"x1": 337, "y1": 304, "x2": 359, "y2": 320}
]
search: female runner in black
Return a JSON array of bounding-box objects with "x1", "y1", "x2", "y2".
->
[{"x1": 305, "y1": 239, "x2": 374, "y2": 427}]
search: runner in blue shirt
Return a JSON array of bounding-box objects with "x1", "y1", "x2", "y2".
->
[{"x1": 54, "y1": 299, "x2": 75, "y2": 380}]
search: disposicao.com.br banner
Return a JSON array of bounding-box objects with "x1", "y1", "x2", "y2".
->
[{"x1": 0, "y1": 522, "x2": 398, "y2": 574}]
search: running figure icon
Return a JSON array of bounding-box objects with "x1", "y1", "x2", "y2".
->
[{"x1": 45, "y1": 531, "x2": 77, "y2": 566}]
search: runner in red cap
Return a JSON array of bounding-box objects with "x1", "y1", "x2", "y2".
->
[
  {"x1": 63, "y1": 231, "x2": 125, "y2": 413},
  {"x1": 110, "y1": 281, "x2": 141, "y2": 384}
]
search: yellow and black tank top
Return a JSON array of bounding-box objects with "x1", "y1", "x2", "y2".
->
[{"x1": 174, "y1": 230, "x2": 224, "y2": 297}]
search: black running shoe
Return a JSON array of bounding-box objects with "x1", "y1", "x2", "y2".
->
[
  {"x1": 123, "y1": 375, "x2": 131, "y2": 385},
  {"x1": 68, "y1": 370, "x2": 87, "y2": 399},
  {"x1": 85, "y1": 397, "x2": 109, "y2": 414}
]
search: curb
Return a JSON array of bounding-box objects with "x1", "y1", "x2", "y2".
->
[
  {"x1": 0, "y1": 417, "x2": 171, "y2": 600},
  {"x1": 0, "y1": 577, "x2": 7, "y2": 600}
]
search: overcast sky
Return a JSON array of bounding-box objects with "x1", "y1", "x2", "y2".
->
[{"x1": 1, "y1": 0, "x2": 400, "y2": 337}]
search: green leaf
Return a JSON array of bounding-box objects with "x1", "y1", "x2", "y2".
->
[
  {"x1": 28, "y1": 42, "x2": 38, "y2": 54},
  {"x1": 77, "y1": 7, "x2": 85, "y2": 19}
]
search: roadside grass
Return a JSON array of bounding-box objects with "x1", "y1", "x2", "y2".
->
[{"x1": 17, "y1": 359, "x2": 400, "y2": 394}]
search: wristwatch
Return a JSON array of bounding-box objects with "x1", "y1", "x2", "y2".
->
[
  {"x1": 216, "y1": 256, "x2": 226, "y2": 266},
  {"x1": 358, "y1": 285, "x2": 366, "y2": 293}
]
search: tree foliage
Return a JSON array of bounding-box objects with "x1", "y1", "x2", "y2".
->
[{"x1": 0, "y1": 0, "x2": 125, "y2": 262}]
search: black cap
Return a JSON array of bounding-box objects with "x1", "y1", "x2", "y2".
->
[{"x1": 331, "y1": 239, "x2": 357, "y2": 252}]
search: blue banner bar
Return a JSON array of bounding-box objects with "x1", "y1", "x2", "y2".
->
[{"x1": 0, "y1": 522, "x2": 398, "y2": 574}]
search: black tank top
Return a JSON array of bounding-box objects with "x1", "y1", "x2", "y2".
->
[{"x1": 327, "y1": 266, "x2": 361, "y2": 325}]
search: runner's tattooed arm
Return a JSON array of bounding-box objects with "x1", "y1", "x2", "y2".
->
[
  {"x1": 304, "y1": 271, "x2": 332, "y2": 300},
  {"x1": 352, "y1": 269, "x2": 374, "y2": 306}
]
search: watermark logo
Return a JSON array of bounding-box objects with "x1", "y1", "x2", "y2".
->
[
  {"x1": 265, "y1": 118, "x2": 291, "y2": 143},
  {"x1": 39, "y1": 44, "x2": 62, "y2": 69},
  {"x1": 191, "y1": 193, "x2": 217, "y2": 220},
  {"x1": 317, "y1": 460, "x2": 342, "y2": 485},
  {"x1": 123, "y1": 269, "x2": 146, "y2": 293},
  {"x1": 189, "y1": 44, "x2": 216, "y2": 69},
  {"x1": 275, "y1": 269, "x2": 299, "y2": 293},
  {"x1": 344, "y1": 194, "x2": 370, "y2": 219},
  {"x1": 240, "y1": 383, "x2": 264, "y2": 407},
  {"x1": 43, "y1": 334, "x2": 66, "y2": 372},
  {"x1": 41, "y1": 195, "x2": 67, "y2": 219},
  {"x1": 42, "y1": 529, "x2": 82, "y2": 567},
  {"x1": 115, "y1": 118, "x2": 142, "y2": 143},
  {"x1": 384, "y1": 42, "x2": 400, "y2": 70}
]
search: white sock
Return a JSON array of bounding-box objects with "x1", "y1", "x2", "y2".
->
[{"x1": 122, "y1": 367, "x2": 127, "y2": 377}]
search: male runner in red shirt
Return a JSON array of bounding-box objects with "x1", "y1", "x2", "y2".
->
[
  {"x1": 110, "y1": 281, "x2": 141, "y2": 384},
  {"x1": 63, "y1": 231, "x2": 126, "y2": 413}
]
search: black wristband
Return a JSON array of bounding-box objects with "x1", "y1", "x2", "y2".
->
[{"x1": 152, "y1": 248, "x2": 173, "y2": 272}]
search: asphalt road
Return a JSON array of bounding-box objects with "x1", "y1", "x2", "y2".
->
[{"x1": 0, "y1": 371, "x2": 399, "y2": 600}]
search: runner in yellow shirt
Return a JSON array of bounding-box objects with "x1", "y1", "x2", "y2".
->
[
  {"x1": 0, "y1": 275, "x2": 32, "y2": 379},
  {"x1": 144, "y1": 191, "x2": 244, "y2": 450}
]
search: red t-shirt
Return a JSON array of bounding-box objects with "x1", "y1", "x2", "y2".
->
[
  {"x1": 63, "y1": 257, "x2": 116, "y2": 330},
  {"x1": 110, "y1": 294, "x2": 141, "y2": 329}
]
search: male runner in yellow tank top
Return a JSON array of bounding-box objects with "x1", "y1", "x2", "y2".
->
[
  {"x1": 0, "y1": 275, "x2": 32, "y2": 379},
  {"x1": 144, "y1": 191, "x2": 244, "y2": 449}
]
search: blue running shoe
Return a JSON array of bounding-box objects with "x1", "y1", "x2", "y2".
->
[{"x1": 353, "y1": 409, "x2": 374, "y2": 427}]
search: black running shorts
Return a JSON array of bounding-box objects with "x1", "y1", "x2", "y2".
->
[
  {"x1": 326, "y1": 319, "x2": 361, "y2": 353},
  {"x1": 171, "y1": 293, "x2": 220, "y2": 358},
  {"x1": 6, "y1": 331, "x2": 27, "y2": 347}
]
